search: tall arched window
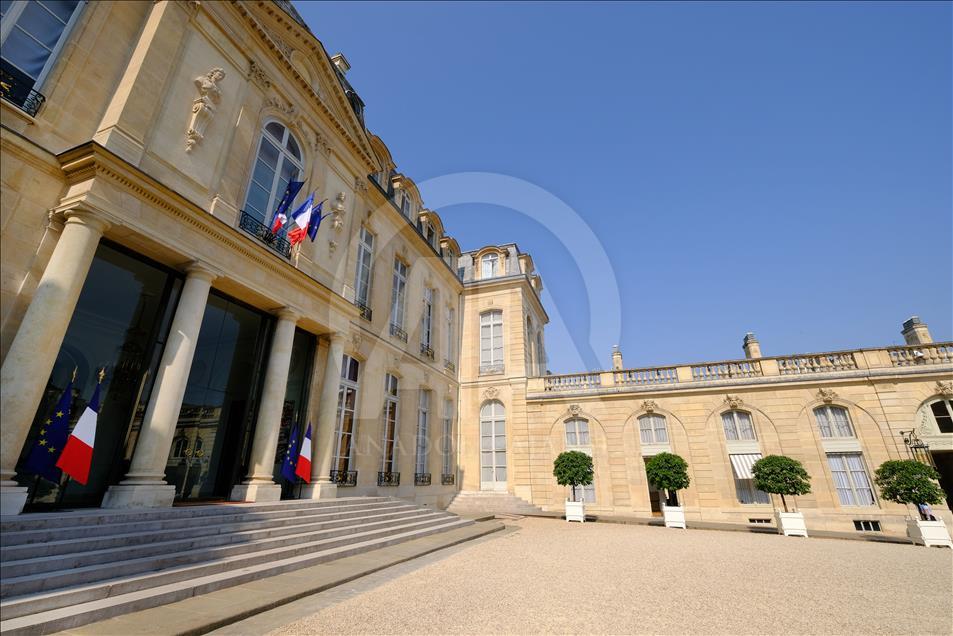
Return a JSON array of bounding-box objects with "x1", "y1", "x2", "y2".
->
[
  {"x1": 813, "y1": 405, "x2": 854, "y2": 438},
  {"x1": 638, "y1": 414, "x2": 668, "y2": 445},
  {"x1": 243, "y1": 121, "x2": 303, "y2": 223},
  {"x1": 480, "y1": 401, "x2": 506, "y2": 490}
]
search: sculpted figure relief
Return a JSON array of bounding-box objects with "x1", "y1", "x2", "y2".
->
[{"x1": 186, "y1": 68, "x2": 226, "y2": 152}]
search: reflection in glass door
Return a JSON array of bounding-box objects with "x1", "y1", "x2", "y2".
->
[
  {"x1": 271, "y1": 329, "x2": 316, "y2": 498},
  {"x1": 165, "y1": 293, "x2": 270, "y2": 501},
  {"x1": 479, "y1": 401, "x2": 507, "y2": 491}
]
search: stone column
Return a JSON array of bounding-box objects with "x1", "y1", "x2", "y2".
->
[
  {"x1": 229, "y1": 308, "x2": 299, "y2": 502},
  {"x1": 0, "y1": 210, "x2": 109, "y2": 516},
  {"x1": 101, "y1": 262, "x2": 218, "y2": 509},
  {"x1": 300, "y1": 333, "x2": 345, "y2": 500}
]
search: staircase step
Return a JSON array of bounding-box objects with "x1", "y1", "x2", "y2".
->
[{"x1": 0, "y1": 517, "x2": 473, "y2": 635}]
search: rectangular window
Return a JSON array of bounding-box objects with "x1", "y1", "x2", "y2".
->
[
  {"x1": 853, "y1": 519, "x2": 882, "y2": 532},
  {"x1": 390, "y1": 259, "x2": 407, "y2": 330},
  {"x1": 401, "y1": 194, "x2": 412, "y2": 218},
  {"x1": 354, "y1": 227, "x2": 374, "y2": 307},
  {"x1": 421, "y1": 288, "x2": 433, "y2": 348},
  {"x1": 827, "y1": 453, "x2": 876, "y2": 506},
  {"x1": 1, "y1": 0, "x2": 83, "y2": 102},
  {"x1": 481, "y1": 253, "x2": 499, "y2": 278},
  {"x1": 722, "y1": 411, "x2": 756, "y2": 441},
  {"x1": 480, "y1": 311, "x2": 504, "y2": 369},
  {"x1": 415, "y1": 390, "x2": 430, "y2": 474},
  {"x1": 565, "y1": 419, "x2": 590, "y2": 447},
  {"x1": 442, "y1": 398, "x2": 453, "y2": 476},
  {"x1": 815, "y1": 406, "x2": 854, "y2": 438},
  {"x1": 445, "y1": 307, "x2": 455, "y2": 364},
  {"x1": 332, "y1": 356, "x2": 360, "y2": 473},
  {"x1": 639, "y1": 414, "x2": 668, "y2": 445},
  {"x1": 734, "y1": 478, "x2": 771, "y2": 505},
  {"x1": 381, "y1": 374, "x2": 399, "y2": 472},
  {"x1": 930, "y1": 400, "x2": 953, "y2": 434}
]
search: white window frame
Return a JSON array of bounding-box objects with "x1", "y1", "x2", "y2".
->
[
  {"x1": 442, "y1": 398, "x2": 453, "y2": 476},
  {"x1": 480, "y1": 310, "x2": 504, "y2": 369},
  {"x1": 332, "y1": 355, "x2": 360, "y2": 473},
  {"x1": 734, "y1": 476, "x2": 771, "y2": 505},
  {"x1": 390, "y1": 258, "x2": 407, "y2": 329},
  {"x1": 480, "y1": 401, "x2": 507, "y2": 490},
  {"x1": 354, "y1": 227, "x2": 374, "y2": 307},
  {"x1": 481, "y1": 253, "x2": 499, "y2": 279},
  {"x1": 638, "y1": 414, "x2": 668, "y2": 445},
  {"x1": 928, "y1": 399, "x2": 953, "y2": 434},
  {"x1": 380, "y1": 374, "x2": 400, "y2": 472},
  {"x1": 564, "y1": 418, "x2": 591, "y2": 447},
  {"x1": 421, "y1": 288, "x2": 433, "y2": 348},
  {"x1": 0, "y1": 0, "x2": 85, "y2": 92},
  {"x1": 814, "y1": 405, "x2": 854, "y2": 439},
  {"x1": 722, "y1": 411, "x2": 757, "y2": 441},
  {"x1": 445, "y1": 306, "x2": 455, "y2": 364},
  {"x1": 415, "y1": 390, "x2": 430, "y2": 475},
  {"x1": 827, "y1": 452, "x2": 876, "y2": 506},
  {"x1": 242, "y1": 121, "x2": 304, "y2": 223}
]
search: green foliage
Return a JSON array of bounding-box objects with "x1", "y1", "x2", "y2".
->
[
  {"x1": 553, "y1": 451, "x2": 594, "y2": 489},
  {"x1": 874, "y1": 460, "x2": 945, "y2": 506},
  {"x1": 751, "y1": 455, "x2": 811, "y2": 509},
  {"x1": 644, "y1": 452, "x2": 690, "y2": 494}
]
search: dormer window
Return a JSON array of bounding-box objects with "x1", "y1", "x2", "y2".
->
[
  {"x1": 401, "y1": 194, "x2": 412, "y2": 218},
  {"x1": 481, "y1": 253, "x2": 499, "y2": 279}
]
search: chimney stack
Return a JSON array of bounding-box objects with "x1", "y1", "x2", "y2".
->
[
  {"x1": 742, "y1": 333, "x2": 762, "y2": 359},
  {"x1": 331, "y1": 53, "x2": 351, "y2": 75},
  {"x1": 901, "y1": 316, "x2": 932, "y2": 345},
  {"x1": 612, "y1": 345, "x2": 624, "y2": 370}
]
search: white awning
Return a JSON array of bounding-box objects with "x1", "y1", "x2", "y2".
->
[{"x1": 729, "y1": 453, "x2": 763, "y2": 480}]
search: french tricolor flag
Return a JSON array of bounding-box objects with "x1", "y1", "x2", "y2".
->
[
  {"x1": 286, "y1": 193, "x2": 315, "y2": 247},
  {"x1": 56, "y1": 380, "x2": 102, "y2": 485},
  {"x1": 294, "y1": 423, "x2": 312, "y2": 483}
]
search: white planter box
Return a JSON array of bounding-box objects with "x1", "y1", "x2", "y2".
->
[
  {"x1": 662, "y1": 504, "x2": 686, "y2": 529},
  {"x1": 775, "y1": 511, "x2": 807, "y2": 537},
  {"x1": 907, "y1": 518, "x2": 953, "y2": 548},
  {"x1": 565, "y1": 500, "x2": 585, "y2": 523}
]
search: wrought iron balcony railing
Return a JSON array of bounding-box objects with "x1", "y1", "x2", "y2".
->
[
  {"x1": 444, "y1": 359, "x2": 456, "y2": 373},
  {"x1": 420, "y1": 343, "x2": 434, "y2": 361},
  {"x1": 239, "y1": 211, "x2": 291, "y2": 258},
  {"x1": 414, "y1": 472, "x2": 432, "y2": 486},
  {"x1": 0, "y1": 65, "x2": 45, "y2": 117},
  {"x1": 329, "y1": 470, "x2": 357, "y2": 487},
  {"x1": 355, "y1": 301, "x2": 372, "y2": 322},
  {"x1": 377, "y1": 471, "x2": 400, "y2": 487},
  {"x1": 389, "y1": 323, "x2": 408, "y2": 342},
  {"x1": 441, "y1": 473, "x2": 455, "y2": 486}
]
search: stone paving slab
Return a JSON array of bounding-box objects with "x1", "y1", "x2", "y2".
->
[{"x1": 54, "y1": 520, "x2": 504, "y2": 636}]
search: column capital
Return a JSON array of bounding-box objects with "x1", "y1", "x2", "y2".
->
[
  {"x1": 274, "y1": 306, "x2": 301, "y2": 322},
  {"x1": 63, "y1": 208, "x2": 111, "y2": 234},
  {"x1": 183, "y1": 260, "x2": 221, "y2": 282},
  {"x1": 325, "y1": 332, "x2": 347, "y2": 346}
]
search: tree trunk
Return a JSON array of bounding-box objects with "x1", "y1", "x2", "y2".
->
[
  {"x1": 780, "y1": 493, "x2": 788, "y2": 513},
  {"x1": 571, "y1": 484, "x2": 577, "y2": 501}
]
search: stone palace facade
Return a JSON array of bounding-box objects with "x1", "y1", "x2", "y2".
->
[{"x1": 1, "y1": 1, "x2": 951, "y2": 539}]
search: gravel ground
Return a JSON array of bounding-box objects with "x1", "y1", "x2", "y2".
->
[{"x1": 271, "y1": 518, "x2": 953, "y2": 635}]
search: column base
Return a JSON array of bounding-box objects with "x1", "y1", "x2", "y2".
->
[
  {"x1": 229, "y1": 482, "x2": 282, "y2": 503},
  {"x1": 0, "y1": 484, "x2": 29, "y2": 516},
  {"x1": 101, "y1": 483, "x2": 176, "y2": 509},
  {"x1": 298, "y1": 481, "x2": 338, "y2": 500}
]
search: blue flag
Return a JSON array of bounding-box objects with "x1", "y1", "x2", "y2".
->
[
  {"x1": 22, "y1": 381, "x2": 74, "y2": 483},
  {"x1": 269, "y1": 180, "x2": 305, "y2": 233},
  {"x1": 306, "y1": 200, "x2": 327, "y2": 242},
  {"x1": 281, "y1": 422, "x2": 300, "y2": 482}
]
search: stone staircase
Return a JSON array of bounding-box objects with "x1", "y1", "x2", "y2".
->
[
  {"x1": 0, "y1": 497, "x2": 472, "y2": 635},
  {"x1": 446, "y1": 490, "x2": 547, "y2": 517}
]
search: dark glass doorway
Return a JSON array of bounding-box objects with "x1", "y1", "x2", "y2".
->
[
  {"x1": 271, "y1": 329, "x2": 316, "y2": 499},
  {"x1": 164, "y1": 293, "x2": 271, "y2": 501},
  {"x1": 15, "y1": 243, "x2": 180, "y2": 509}
]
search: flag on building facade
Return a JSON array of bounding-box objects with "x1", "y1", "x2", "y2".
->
[
  {"x1": 286, "y1": 193, "x2": 315, "y2": 246},
  {"x1": 56, "y1": 372, "x2": 104, "y2": 485},
  {"x1": 22, "y1": 379, "x2": 74, "y2": 483},
  {"x1": 306, "y1": 199, "x2": 327, "y2": 242},
  {"x1": 280, "y1": 422, "x2": 300, "y2": 482},
  {"x1": 294, "y1": 423, "x2": 312, "y2": 483},
  {"x1": 269, "y1": 180, "x2": 305, "y2": 233}
]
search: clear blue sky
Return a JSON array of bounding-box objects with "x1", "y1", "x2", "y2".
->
[{"x1": 297, "y1": 1, "x2": 952, "y2": 373}]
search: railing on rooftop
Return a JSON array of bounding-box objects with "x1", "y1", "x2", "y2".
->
[
  {"x1": 534, "y1": 342, "x2": 952, "y2": 396},
  {"x1": 239, "y1": 211, "x2": 292, "y2": 259}
]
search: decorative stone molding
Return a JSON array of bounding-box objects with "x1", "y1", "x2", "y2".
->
[
  {"x1": 354, "y1": 176, "x2": 368, "y2": 193},
  {"x1": 332, "y1": 192, "x2": 346, "y2": 231},
  {"x1": 263, "y1": 27, "x2": 294, "y2": 59},
  {"x1": 568, "y1": 404, "x2": 582, "y2": 417},
  {"x1": 328, "y1": 239, "x2": 338, "y2": 254},
  {"x1": 397, "y1": 244, "x2": 409, "y2": 262},
  {"x1": 817, "y1": 388, "x2": 838, "y2": 404},
  {"x1": 311, "y1": 130, "x2": 331, "y2": 156},
  {"x1": 247, "y1": 59, "x2": 271, "y2": 90},
  {"x1": 483, "y1": 386, "x2": 500, "y2": 400},
  {"x1": 46, "y1": 209, "x2": 66, "y2": 232},
  {"x1": 265, "y1": 95, "x2": 296, "y2": 117},
  {"x1": 186, "y1": 68, "x2": 225, "y2": 152},
  {"x1": 936, "y1": 381, "x2": 953, "y2": 397},
  {"x1": 724, "y1": 395, "x2": 744, "y2": 410},
  {"x1": 349, "y1": 330, "x2": 362, "y2": 351},
  {"x1": 641, "y1": 400, "x2": 658, "y2": 413}
]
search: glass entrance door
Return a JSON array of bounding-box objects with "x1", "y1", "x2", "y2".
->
[
  {"x1": 479, "y1": 401, "x2": 507, "y2": 491},
  {"x1": 164, "y1": 293, "x2": 270, "y2": 501}
]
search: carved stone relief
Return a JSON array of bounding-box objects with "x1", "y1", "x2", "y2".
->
[
  {"x1": 817, "y1": 388, "x2": 837, "y2": 403},
  {"x1": 483, "y1": 386, "x2": 500, "y2": 400},
  {"x1": 724, "y1": 395, "x2": 744, "y2": 410},
  {"x1": 641, "y1": 400, "x2": 658, "y2": 413},
  {"x1": 247, "y1": 59, "x2": 270, "y2": 90},
  {"x1": 186, "y1": 68, "x2": 225, "y2": 152}
]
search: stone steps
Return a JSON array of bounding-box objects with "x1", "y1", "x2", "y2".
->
[
  {"x1": 446, "y1": 491, "x2": 546, "y2": 517},
  {"x1": 0, "y1": 498, "x2": 472, "y2": 635}
]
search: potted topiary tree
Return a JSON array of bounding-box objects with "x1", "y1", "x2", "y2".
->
[
  {"x1": 553, "y1": 450, "x2": 594, "y2": 522},
  {"x1": 751, "y1": 455, "x2": 811, "y2": 537},
  {"x1": 874, "y1": 459, "x2": 952, "y2": 549},
  {"x1": 644, "y1": 452, "x2": 690, "y2": 528}
]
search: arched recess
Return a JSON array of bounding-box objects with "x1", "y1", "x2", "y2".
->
[
  {"x1": 621, "y1": 402, "x2": 697, "y2": 511},
  {"x1": 545, "y1": 406, "x2": 611, "y2": 507}
]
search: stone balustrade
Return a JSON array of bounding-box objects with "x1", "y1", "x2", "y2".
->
[{"x1": 532, "y1": 342, "x2": 953, "y2": 396}]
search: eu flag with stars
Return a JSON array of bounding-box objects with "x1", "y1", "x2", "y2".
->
[
  {"x1": 23, "y1": 381, "x2": 74, "y2": 483},
  {"x1": 281, "y1": 422, "x2": 300, "y2": 482}
]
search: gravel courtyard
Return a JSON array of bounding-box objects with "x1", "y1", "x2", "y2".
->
[{"x1": 272, "y1": 518, "x2": 953, "y2": 635}]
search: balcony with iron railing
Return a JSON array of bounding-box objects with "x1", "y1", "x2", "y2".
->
[
  {"x1": 530, "y1": 342, "x2": 953, "y2": 397},
  {"x1": 441, "y1": 473, "x2": 455, "y2": 485},
  {"x1": 444, "y1": 359, "x2": 456, "y2": 373},
  {"x1": 389, "y1": 323, "x2": 408, "y2": 343},
  {"x1": 238, "y1": 211, "x2": 292, "y2": 258},
  {"x1": 329, "y1": 470, "x2": 357, "y2": 487},
  {"x1": 377, "y1": 471, "x2": 400, "y2": 487},
  {"x1": 355, "y1": 301, "x2": 372, "y2": 322},
  {"x1": 414, "y1": 472, "x2": 431, "y2": 486},
  {"x1": 420, "y1": 343, "x2": 435, "y2": 361},
  {"x1": 1, "y1": 64, "x2": 45, "y2": 117}
]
